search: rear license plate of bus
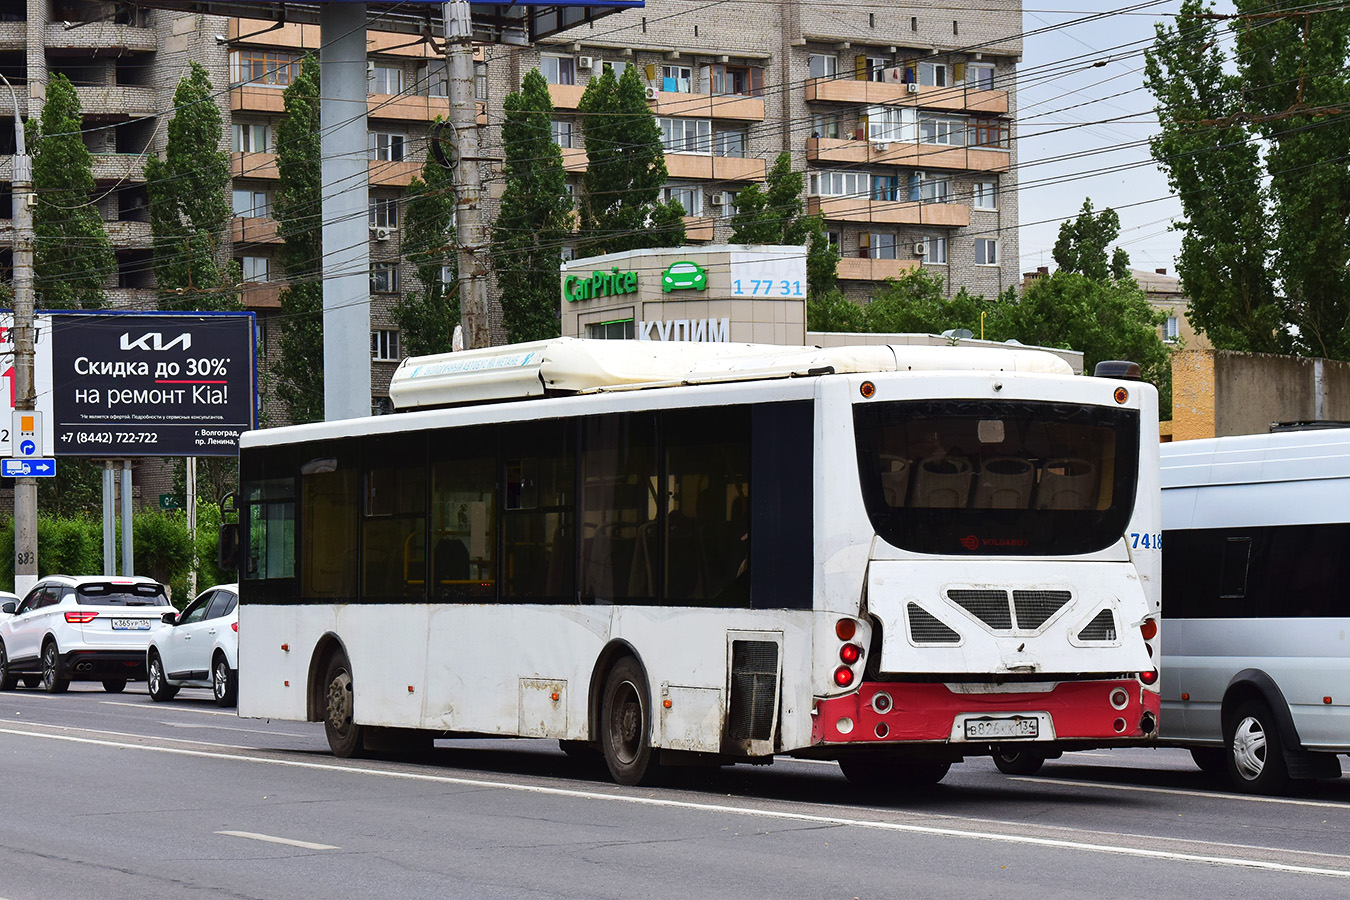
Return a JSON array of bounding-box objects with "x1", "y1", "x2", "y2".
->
[
  {"x1": 964, "y1": 716, "x2": 1038, "y2": 740},
  {"x1": 111, "y1": 619, "x2": 151, "y2": 631}
]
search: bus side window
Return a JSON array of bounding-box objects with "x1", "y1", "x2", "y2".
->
[
  {"x1": 502, "y1": 421, "x2": 575, "y2": 602},
  {"x1": 431, "y1": 426, "x2": 498, "y2": 600},
  {"x1": 1220, "y1": 536, "x2": 1252, "y2": 599}
]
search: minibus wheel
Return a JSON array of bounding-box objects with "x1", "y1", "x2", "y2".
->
[{"x1": 1225, "y1": 699, "x2": 1289, "y2": 794}]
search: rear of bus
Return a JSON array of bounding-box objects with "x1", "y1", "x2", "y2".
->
[{"x1": 807, "y1": 366, "x2": 1160, "y2": 779}]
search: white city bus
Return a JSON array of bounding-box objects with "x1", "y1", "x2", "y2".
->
[
  {"x1": 1160, "y1": 428, "x2": 1350, "y2": 792},
  {"x1": 231, "y1": 338, "x2": 1160, "y2": 788}
]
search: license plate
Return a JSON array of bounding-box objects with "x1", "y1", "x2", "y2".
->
[
  {"x1": 964, "y1": 716, "x2": 1039, "y2": 740},
  {"x1": 110, "y1": 618, "x2": 152, "y2": 631}
]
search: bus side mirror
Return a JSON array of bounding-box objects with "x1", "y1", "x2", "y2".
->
[{"x1": 218, "y1": 522, "x2": 241, "y2": 572}]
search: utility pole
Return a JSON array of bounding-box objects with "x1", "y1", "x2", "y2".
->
[
  {"x1": 444, "y1": 1, "x2": 492, "y2": 350},
  {"x1": 4, "y1": 73, "x2": 37, "y2": 596}
]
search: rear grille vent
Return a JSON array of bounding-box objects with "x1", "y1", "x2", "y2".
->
[
  {"x1": 1079, "y1": 609, "x2": 1117, "y2": 642},
  {"x1": 728, "y1": 640, "x2": 778, "y2": 741},
  {"x1": 907, "y1": 603, "x2": 961, "y2": 644},
  {"x1": 948, "y1": 589, "x2": 1013, "y2": 630},
  {"x1": 1013, "y1": 590, "x2": 1072, "y2": 629}
]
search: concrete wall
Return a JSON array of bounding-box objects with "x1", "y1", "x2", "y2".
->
[{"x1": 1171, "y1": 349, "x2": 1350, "y2": 440}]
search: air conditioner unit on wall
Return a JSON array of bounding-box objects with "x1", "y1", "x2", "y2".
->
[
  {"x1": 578, "y1": 56, "x2": 595, "y2": 70},
  {"x1": 906, "y1": 82, "x2": 921, "y2": 93},
  {"x1": 644, "y1": 85, "x2": 660, "y2": 100},
  {"x1": 710, "y1": 191, "x2": 727, "y2": 206},
  {"x1": 914, "y1": 242, "x2": 928, "y2": 256},
  {"x1": 873, "y1": 141, "x2": 890, "y2": 151},
  {"x1": 373, "y1": 227, "x2": 392, "y2": 242}
]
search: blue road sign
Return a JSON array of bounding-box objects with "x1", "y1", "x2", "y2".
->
[
  {"x1": 1, "y1": 458, "x2": 56, "y2": 478},
  {"x1": 19, "y1": 440, "x2": 35, "y2": 456}
]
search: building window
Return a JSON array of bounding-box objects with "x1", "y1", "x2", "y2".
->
[
  {"x1": 368, "y1": 132, "x2": 407, "y2": 162},
  {"x1": 441, "y1": 265, "x2": 456, "y2": 286},
  {"x1": 864, "y1": 56, "x2": 889, "y2": 83},
  {"x1": 919, "y1": 61, "x2": 948, "y2": 87},
  {"x1": 975, "y1": 239, "x2": 998, "y2": 266},
  {"x1": 970, "y1": 118, "x2": 1010, "y2": 149},
  {"x1": 586, "y1": 320, "x2": 636, "y2": 340},
  {"x1": 659, "y1": 117, "x2": 712, "y2": 154},
  {"x1": 809, "y1": 54, "x2": 837, "y2": 79},
  {"x1": 603, "y1": 61, "x2": 628, "y2": 79},
  {"x1": 967, "y1": 63, "x2": 996, "y2": 90},
  {"x1": 810, "y1": 171, "x2": 869, "y2": 197},
  {"x1": 369, "y1": 65, "x2": 403, "y2": 96},
  {"x1": 232, "y1": 123, "x2": 271, "y2": 154},
  {"x1": 867, "y1": 233, "x2": 897, "y2": 260},
  {"x1": 232, "y1": 189, "x2": 271, "y2": 218},
  {"x1": 230, "y1": 49, "x2": 301, "y2": 87},
  {"x1": 812, "y1": 113, "x2": 840, "y2": 140},
  {"x1": 1164, "y1": 316, "x2": 1180, "y2": 343},
  {"x1": 551, "y1": 120, "x2": 575, "y2": 149},
  {"x1": 866, "y1": 106, "x2": 915, "y2": 143},
  {"x1": 924, "y1": 237, "x2": 948, "y2": 264},
  {"x1": 711, "y1": 64, "x2": 763, "y2": 97},
  {"x1": 475, "y1": 62, "x2": 488, "y2": 102},
  {"x1": 917, "y1": 176, "x2": 951, "y2": 204},
  {"x1": 872, "y1": 174, "x2": 901, "y2": 202},
  {"x1": 371, "y1": 330, "x2": 400, "y2": 361},
  {"x1": 369, "y1": 197, "x2": 399, "y2": 229},
  {"x1": 713, "y1": 129, "x2": 746, "y2": 158},
  {"x1": 973, "y1": 180, "x2": 998, "y2": 210},
  {"x1": 826, "y1": 230, "x2": 842, "y2": 250},
  {"x1": 659, "y1": 65, "x2": 693, "y2": 93},
  {"x1": 421, "y1": 60, "x2": 449, "y2": 97},
  {"x1": 541, "y1": 55, "x2": 576, "y2": 86},
  {"x1": 371, "y1": 264, "x2": 399, "y2": 294},
  {"x1": 240, "y1": 256, "x2": 270, "y2": 282},
  {"x1": 662, "y1": 185, "x2": 703, "y2": 216}
]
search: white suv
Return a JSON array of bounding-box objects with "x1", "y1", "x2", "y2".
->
[
  {"x1": 146, "y1": 584, "x2": 239, "y2": 706},
  {"x1": 0, "y1": 576, "x2": 172, "y2": 693}
]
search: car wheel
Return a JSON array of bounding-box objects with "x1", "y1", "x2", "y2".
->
[
  {"x1": 213, "y1": 654, "x2": 238, "y2": 707},
  {"x1": 599, "y1": 657, "x2": 665, "y2": 786},
  {"x1": 992, "y1": 749, "x2": 1045, "y2": 776},
  {"x1": 1226, "y1": 699, "x2": 1290, "y2": 794},
  {"x1": 147, "y1": 653, "x2": 179, "y2": 702},
  {"x1": 323, "y1": 650, "x2": 365, "y2": 758},
  {"x1": 41, "y1": 642, "x2": 69, "y2": 694},
  {"x1": 0, "y1": 642, "x2": 18, "y2": 691},
  {"x1": 839, "y1": 754, "x2": 951, "y2": 792},
  {"x1": 102, "y1": 678, "x2": 127, "y2": 694}
]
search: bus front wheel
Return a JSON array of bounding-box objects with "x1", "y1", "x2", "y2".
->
[
  {"x1": 1225, "y1": 699, "x2": 1289, "y2": 794},
  {"x1": 600, "y1": 658, "x2": 665, "y2": 787},
  {"x1": 323, "y1": 651, "x2": 365, "y2": 759}
]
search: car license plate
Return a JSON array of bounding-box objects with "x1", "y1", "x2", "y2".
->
[
  {"x1": 110, "y1": 618, "x2": 151, "y2": 631},
  {"x1": 964, "y1": 716, "x2": 1038, "y2": 740}
]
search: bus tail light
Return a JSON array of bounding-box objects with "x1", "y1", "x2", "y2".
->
[
  {"x1": 839, "y1": 643, "x2": 862, "y2": 664},
  {"x1": 835, "y1": 619, "x2": 857, "y2": 641},
  {"x1": 1139, "y1": 669, "x2": 1158, "y2": 685},
  {"x1": 833, "y1": 666, "x2": 855, "y2": 688},
  {"x1": 65, "y1": 611, "x2": 99, "y2": 624},
  {"x1": 1139, "y1": 618, "x2": 1157, "y2": 641}
]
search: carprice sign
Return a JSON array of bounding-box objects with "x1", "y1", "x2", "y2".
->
[{"x1": 50, "y1": 313, "x2": 256, "y2": 457}]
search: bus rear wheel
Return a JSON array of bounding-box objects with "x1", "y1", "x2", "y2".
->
[
  {"x1": 323, "y1": 651, "x2": 365, "y2": 759},
  {"x1": 839, "y1": 754, "x2": 950, "y2": 791},
  {"x1": 600, "y1": 657, "x2": 665, "y2": 787},
  {"x1": 992, "y1": 750, "x2": 1044, "y2": 776}
]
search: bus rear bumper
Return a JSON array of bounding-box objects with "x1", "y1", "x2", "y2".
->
[{"x1": 811, "y1": 680, "x2": 1161, "y2": 746}]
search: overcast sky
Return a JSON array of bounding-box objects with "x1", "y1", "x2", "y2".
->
[{"x1": 1018, "y1": 1, "x2": 1198, "y2": 276}]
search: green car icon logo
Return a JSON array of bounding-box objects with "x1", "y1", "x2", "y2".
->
[{"x1": 661, "y1": 261, "x2": 708, "y2": 292}]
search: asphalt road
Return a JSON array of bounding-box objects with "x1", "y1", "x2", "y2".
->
[{"x1": 1, "y1": 684, "x2": 1348, "y2": 900}]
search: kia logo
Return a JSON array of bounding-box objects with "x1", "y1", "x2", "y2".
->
[{"x1": 120, "y1": 332, "x2": 192, "y2": 352}]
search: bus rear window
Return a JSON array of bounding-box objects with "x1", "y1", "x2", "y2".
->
[{"x1": 854, "y1": 400, "x2": 1139, "y2": 555}]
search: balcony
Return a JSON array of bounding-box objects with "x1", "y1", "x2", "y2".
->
[
  {"x1": 560, "y1": 146, "x2": 587, "y2": 174},
  {"x1": 231, "y1": 84, "x2": 287, "y2": 115},
  {"x1": 233, "y1": 151, "x2": 280, "y2": 180},
  {"x1": 806, "y1": 78, "x2": 1008, "y2": 115},
  {"x1": 807, "y1": 195, "x2": 971, "y2": 228},
  {"x1": 232, "y1": 216, "x2": 283, "y2": 245},
  {"x1": 837, "y1": 257, "x2": 921, "y2": 281},
  {"x1": 240, "y1": 281, "x2": 283, "y2": 309},
  {"x1": 684, "y1": 216, "x2": 715, "y2": 242},
  {"x1": 664, "y1": 154, "x2": 766, "y2": 182},
  {"x1": 229, "y1": 18, "x2": 452, "y2": 60},
  {"x1": 370, "y1": 159, "x2": 420, "y2": 187},
  {"x1": 649, "y1": 91, "x2": 765, "y2": 121},
  {"x1": 807, "y1": 137, "x2": 1010, "y2": 174},
  {"x1": 75, "y1": 85, "x2": 157, "y2": 117},
  {"x1": 104, "y1": 220, "x2": 153, "y2": 249},
  {"x1": 547, "y1": 83, "x2": 587, "y2": 110},
  {"x1": 46, "y1": 23, "x2": 157, "y2": 53},
  {"x1": 0, "y1": 22, "x2": 25, "y2": 50},
  {"x1": 91, "y1": 154, "x2": 147, "y2": 182}
]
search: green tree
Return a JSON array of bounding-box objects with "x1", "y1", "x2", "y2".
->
[
  {"x1": 1052, "y1": 198, "x2": 1130, "y2": 283},
  {"x1": 861, "y1": 268, "x2": 996, "y2": 335},
  {"x1": 492, "y1": 71, "x2": 574, "y2": 343},
  {"x1": 577, "y1": 65, "x2": 684, "y2": 254},
  {"x1": 397, "y1": 121, "x2": 458, "y2": 356},
  {"x1": 806, "y1": 289, "x2": 864, "y2": 332},
  {"x1": 729, "y1": 152, "x2": 839, "y2": 297},
  {"x1": 32, "y1": 74, "x2": 115, "y2": 309},
  {"x1": 37, "y1": 460, "x2": 104, "y2": 518},
  {"x1": 1145, "y1": 0, "x2": 1285, "y2": 354},
  {"x1": 145, "y1": 62, "x2": 237, "y2": 311},
  {"x1": 272, "y1": 61, "x2": 325, "y2": 423}
]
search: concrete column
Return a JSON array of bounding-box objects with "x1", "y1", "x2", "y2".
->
[
  {"x1": 121, "y1": 461, "x2": 133, "y2": 576},
  {"x1": 102, "y1": 462, "x2": 115, "y2": 576},
  {"x1": 319, "y1": 4, "x2": 372, "y2": 420}
]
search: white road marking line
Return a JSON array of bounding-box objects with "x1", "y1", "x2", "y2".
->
[
  {"x1": 1, "y1": 725, "x2": 1347, "y2": 879},
  {"x1": 102, "y1": 701, "x2": 238, "y2": 717},
  {"x1": 1013, "y1": 776, "x2": 1350, "y2": 810},
  {"x1": 216, "y1": 831, "x2": 338, "y2": 851}
]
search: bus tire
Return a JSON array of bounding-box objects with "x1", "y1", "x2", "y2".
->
[
  {"x1": 1189, "y1": 747, "x2": 1227, "y2": 776},
  {"x1": 599, "y1": 657, "x2": 665, "y2": 787},
  {"x1": 1226, "y1": 699, "x2": 1289, "y2": 794},
  {"x1": 992, "y1": 750, "x2": 1045, "y2": 776},
  {"x1": 839, "y1": 754, "x2": 950, "y2": 791},
  {"x1": 323, "y1": 650, "x2": 365, "y2": 759}
]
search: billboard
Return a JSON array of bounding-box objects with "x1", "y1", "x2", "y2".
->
[{"x1": 1, "y1": 311, "x2": 257, "y2": 458}]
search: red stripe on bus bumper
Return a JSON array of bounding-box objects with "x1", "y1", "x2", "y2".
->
[{"x1": 811, "y1": 680, "x2": 1161, "y2": 745}]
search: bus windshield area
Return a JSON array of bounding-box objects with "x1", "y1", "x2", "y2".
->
[{"x1": 854, "y1": 399, "x2": 1139, "y2": 556}]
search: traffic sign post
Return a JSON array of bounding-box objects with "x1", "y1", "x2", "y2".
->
[{"x1": 1, "y1": 458, "x2": 55, "y2": 478}]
